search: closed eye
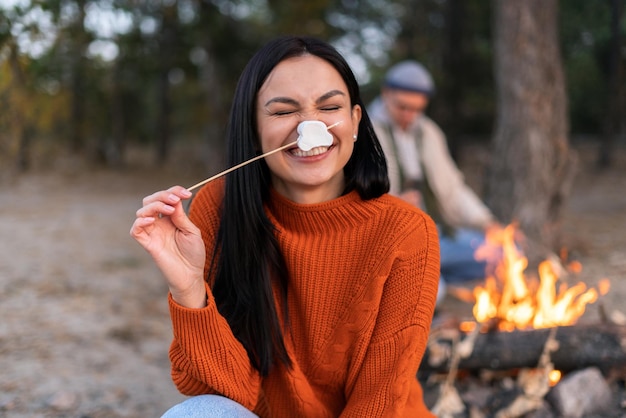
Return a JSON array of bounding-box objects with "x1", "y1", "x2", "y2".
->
[{"x1": 273, "y1": 109, "x2": 295, "y2": 116}]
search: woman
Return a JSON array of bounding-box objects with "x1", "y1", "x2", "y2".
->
[{"x1": 131, "y1": 36, "x2": 439, "y2": 417}]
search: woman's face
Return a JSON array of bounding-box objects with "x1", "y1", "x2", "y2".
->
[{"x1": 256, "y1": 54, "x2": 361, "y2": 204}]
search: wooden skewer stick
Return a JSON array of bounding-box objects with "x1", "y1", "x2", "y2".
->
[
  {"x1": 186, "y1": 121, "x2": 343, "y2": 192},
  {"x1": 187, "y1": 140, "x2": 297, "y2": 191}
]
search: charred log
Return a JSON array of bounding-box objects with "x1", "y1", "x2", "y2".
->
[{"x1": 420, "y1": 323, "x2": 626, "y2": 374}]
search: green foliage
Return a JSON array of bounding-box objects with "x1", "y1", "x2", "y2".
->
[
  {"x1": 0, "y1": 0, "x2": 623, "y2": 168},
  {"x1": 560, "y1": 0, "x2": 619, "y2": 134}
]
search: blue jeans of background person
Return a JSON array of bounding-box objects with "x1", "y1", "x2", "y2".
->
[
  {"x1": 435, "y1": 227, "x2": 489, "y2": 306},
  {"x1": 439, "y1": 227, "x2": 489, "y2": 284},
  {"x1": 161, "y1": 395, "x2": 258, "y2": 418}
]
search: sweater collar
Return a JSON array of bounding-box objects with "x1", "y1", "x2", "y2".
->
[{"x1": 266, "y1": 188, "x2": 370, "y2": 233}]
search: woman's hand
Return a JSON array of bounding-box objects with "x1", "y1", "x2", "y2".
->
[{"x1": 130, "y1": 186, "x2": 207, "y2": 308}]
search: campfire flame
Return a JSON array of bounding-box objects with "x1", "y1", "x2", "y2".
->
[
  {"x1": 469, "y1": 224, "x2": 610, "y2": 331},
  {"x1": 548, "y1": 370, "x2": 561, "y2": 387}
]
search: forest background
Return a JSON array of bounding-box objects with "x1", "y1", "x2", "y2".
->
[
  {"x1": 0, "y1": 1, "x2": 625, "y2": 416},
  {"x1": 1, "y1": 0, "x2": 625, "y2": 252}
]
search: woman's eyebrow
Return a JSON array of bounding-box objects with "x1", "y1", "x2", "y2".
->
[
  {"x1": 264, "y1": 97, "x2": 299, "y2": 107},
  {"x1": 316, "y1": 90, "x2": 345, "y2": 104},
  {"x1": 264, "y1": 90, "x2": 346, "y2": 107}
]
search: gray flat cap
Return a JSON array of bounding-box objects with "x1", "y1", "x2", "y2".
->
[{"x1": 383, "y1": 60, "x2": 435, "y2": 97}]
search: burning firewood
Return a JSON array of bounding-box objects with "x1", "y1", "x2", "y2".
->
[
  {"x1": 431, "y1": 323, "x2": 481, "y2": 417},
  {"x1": 492, "y1": 327, "x2": 558, "y2": 418},
  {"x1": 422, "y1": 222, "x2": 619, "y2": 374},
  {"x1": 420, "y1": 323, "x2": 626, "y2": 374},
  {"x1": 458, "y1": 223, "x2": 612, "y2": 332},
  {"x1": 422, "y1": 223, "x2": 621, "y2": 415}
]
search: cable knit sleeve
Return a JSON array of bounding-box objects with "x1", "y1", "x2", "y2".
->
[
  {"x1": 340, "y1": 208, "x2": 439, "y2": 418},
  {"x1": 166, "y1": 181, "x2": 263, "y2": 411}
]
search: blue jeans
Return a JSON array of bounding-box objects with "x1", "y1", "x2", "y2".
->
[
  {"x1": 161, "y1": 395, "x2": 258, "y2": 418},
  {"x1": 439, "y1": 227, "x2": 491, "y2": 284},
  {"x1": 434, "y1": 227, "x2": 492, "y2": 306}
]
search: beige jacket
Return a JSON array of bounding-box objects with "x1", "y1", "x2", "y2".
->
[{"x1": 369, "y1": 98, "x2": 495, "y2": 230}]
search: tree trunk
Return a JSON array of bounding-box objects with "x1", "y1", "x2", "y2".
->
[
  {"x1": 108, "y1": 60, "x2": 126, "y2": 167},
  {"x1": 8, "y1": 42, "x2": 31, "y2": 171},
  {"x1": 155, "y1": 4, "x2": 176, "y2": 164},
  {"x1": 441, "y1": 0, "x2": 467, "y2": 162},
  {"x1": 201, "y1": 39, "x2": 227, "y2": 172},
  {"x1": 597, "y1": 0, "x2": 624, "y2": 169},
  {"x1": 69, "y1": 0, "x2": 87, "y2": 154},
  {"x1": 486, "y1": 0, "x2": 576, "y2": 262}
]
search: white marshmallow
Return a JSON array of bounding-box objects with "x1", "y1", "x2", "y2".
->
[{"x1": 296, "y1": 121, "x2": 334, "y2": 151}]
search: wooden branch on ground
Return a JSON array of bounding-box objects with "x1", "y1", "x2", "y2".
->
[{"x1": 420, "y1": 323, "x2": 626, "y2": 374}]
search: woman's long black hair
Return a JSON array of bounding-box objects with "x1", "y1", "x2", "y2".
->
[{"x1": 210, "y1": 36, "x2": 389, "y2": 376}]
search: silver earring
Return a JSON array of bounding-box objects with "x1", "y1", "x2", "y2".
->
[{"x1": 353, "y1": 134, "x2": 357, "y2": 141}]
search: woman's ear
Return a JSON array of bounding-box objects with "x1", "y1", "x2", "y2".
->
[{"x1": 351, "y1": 104, "x2": 362, "y2": 132}]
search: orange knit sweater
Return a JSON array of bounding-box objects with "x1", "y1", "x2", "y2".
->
[{"x1": 167, "y1": 180, "x2": 439, "y2": 417}]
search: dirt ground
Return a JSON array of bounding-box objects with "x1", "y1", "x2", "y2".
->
[{"x1": 0, "y1": 141, "x2": 624, "y2": 418}]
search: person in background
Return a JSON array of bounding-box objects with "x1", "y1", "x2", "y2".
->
[
  {"x1": 131, "y1": 37, "x2": 439, "y2": 417},
  {"x1": 368, "y1": 60, "x2": 500, "y2": 305}
]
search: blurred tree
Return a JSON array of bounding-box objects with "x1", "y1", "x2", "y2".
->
[
  {"x1": 0, "y1": 3, "x2": 57, "y2": 171},
  {"x1": 188, "y1": 0, "x2": 274, "y2": 172},
  {"x1": 155, "y1": 2, "x2": 178, "y2": 164},
  {"x1": 440, "y1": 0, "x2": 467, "y2": 161},
  {"x1": 368, "y1": 0, "x2": 494, "y2": 160},
  {"x1": 560, "y1": 0, "x2": 607, "y2": 136},
  {"x1": 0, "y1": 0, "x2": 621, "y2": 175},
  {"x1": 67, "y1": 0, "x2": 89, "y2": 154},
  {"x1": 598, "y1": 0, "x2": 624, "y2": 168},
  {"x1": 106, "y1": 58, "x2": 126, "y2": 166},
  {"x1": 486, "y1": 0, "x2": 577, "y2": 260},
  {"x1": 438, "y1": 0, "x2": 493, "y2": 159},
  {"x1": 560, "y1": 0, "x2": 626, "y2": 156},
  {"x1": 6, "y1": 41, "x2": 35, "y2": 171},
  {"x1": 266, "y1": 0, "x2": 331, "y2": 35}
]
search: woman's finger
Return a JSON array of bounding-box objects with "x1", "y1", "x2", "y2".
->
[
  {"x1": 137, "y1": 187, "x2": 192, "y2": 222},
  {"x1": 129, "y1": 215, "x2": 157, "y2": 247},
  {"x1": 142, "y1": 186, "x2": 191, "y2": 206},
  {"x1": 135, "y1": 201, "x2": 176, "y2": 219}
]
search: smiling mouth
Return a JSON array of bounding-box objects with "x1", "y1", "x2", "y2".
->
[{"x1": 289, "y1": 145, "x2": 331, "y2": 157}]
